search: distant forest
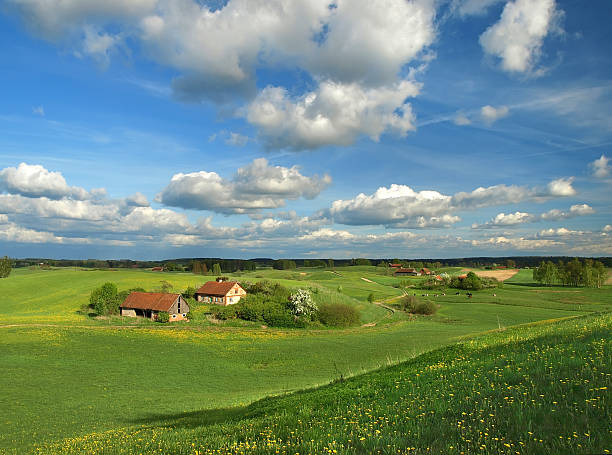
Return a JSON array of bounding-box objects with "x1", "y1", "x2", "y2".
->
[{"x1": 10, "y1": 255, "x2": 612, "y2": 271}]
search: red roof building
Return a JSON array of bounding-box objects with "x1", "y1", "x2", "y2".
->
[
  {"x1": 120, "y1": 292, "x2": 189, "y2": 321},
  {"x1": 395, "y1": 267, "x2": 419, "y2": 276},
  {"x1": 195, "y1": 281, "x2": 246, "y2": 305}
]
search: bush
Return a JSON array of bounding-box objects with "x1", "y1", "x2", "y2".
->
[
  {"x1": 399, "y1": 295, "x2": 437, "y2": 315},
  {"x1": 318, "y1": 303, "x2": 360, "y2": 327},
  {"x1": 288, "y1": 289, "x2": 317, "y2": 317},
  {"x1": 213, "y1": 305, "x2": 237, "y2": 320},
  {"x1": 411, "y1": 300, "x2": 437, "y2": 315},
  {"x1": 236, "y1": 296, "x2": 268, "y2": 322},
  {"x1": 261, "y1": 303, "x2": 301, "y2": 328},
  {"x1": 90, "y1": 282, "x2": 119, "y2": 316},
  {"x1": 157, "y1": 311, "x2": 170, "y2": 323},
  {"x1": 0, "y1": 256, "x2": 12, "y2": 278}
]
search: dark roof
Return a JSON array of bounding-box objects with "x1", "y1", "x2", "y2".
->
[
  {"x1": 395, "y1": 268, "x2": 417, "y2": 273},
  {"x1": 196, "y1": 281, "x2": 241, "y2": 296},
  {"x1": 121, "y1": 292, "x2": 179, "y2": 311}
]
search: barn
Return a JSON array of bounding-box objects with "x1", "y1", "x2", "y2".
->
[
  {"x1": 195, "y1": 281, "x2": 246, "y2": 305},
  {"x1": 120, "y1": 292, "x2": 189, "y2": 321},
  {"x1": 395, "y1": 267, "x2": 419, "y2": 276}
]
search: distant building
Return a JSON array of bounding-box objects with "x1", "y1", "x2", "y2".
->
[
  {"x1": 389, "y1": 263, "x2": 403, "y2": 268},
  {"x1": 420, "y1": 267, "x2": 432, "y2": 275},
  {"x1": 120, "y1": 292, "x2": 189, "y2": 321},
  {"x1": 195, "y1": 281, "x2": 246, "y2": 305},
  {"x1": 395, "y1": 267, "x2": 419, "y2": 276},
  {"x1": 151, "y1": 267, "x2": 164, "y2": 272}
]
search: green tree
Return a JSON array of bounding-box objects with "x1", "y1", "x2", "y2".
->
[
  {"x1": 0, "y1": 256, "x2": 12, "y2": 278},
  {"x1": 367, "y1": 293, "x2": 375, "y2": 303},
  {"x1": 192, "y1": 261, "x2": 201, "y2": 274},
  {"x1": 89, "y1": 282, "x2": 119, "y2": 315},
  {"x1": 157, "y1": 311, "x2": 170, "y2": 323},
  {"x1": 212, "y1": 263, "x2": 222, "y2": 275},
  {"x1": 327, "y1": 258, "x2": 334, "y2": 269},
  {"x1": 462, "y1": 272, "x2": 482, "y2": 290},
  {"x1": 201, "y1": 262, "x2": 208, "y2": 275}
]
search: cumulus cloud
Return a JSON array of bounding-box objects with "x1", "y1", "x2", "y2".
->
[
  {"x1": 158, "y1": 158, "x2": 331, "y2": 213},
  {"x1": 479, "y1": 0, "x2": 563, "y2": 75},
  {"x1": 225, "y1": 132, "x2": 250, "y2": 147},
  {"x1": 589, "y1": 154, "x2": 610, "y2": 178},
  {"x1": 480, "y1": 105, "x2": 509, "y2": 125},
  {"x1": 452, "y1": 0, "x2": 504, "y2": 16},
  {"x1": 546, "y1": 177, "x2": 576, "y2": 197},
  {"x1": 471, "y1": 235, "x2": 562, "y2": 250},
  {"x1": 472, "y1": 211, "x2": 533, "y2": 229},
  {"x1": 540, "y1": 203, "x2": 594, "y2": 220},
  {"x1": 0, "y1": 163, "x2": 89, "y2": 200},
  {"x1": 453, "y1": 113, "x2": 471, "y2": 126},
  {"x1": 331, "y1": 177, "x2": 578, "y2": 227},
  {"x1": 474, "y1": 204, "x2": 594, "y2": 228},
  {"x1": 246, "y1": 80, "x2": 420, "y2": 150},
  {"x1": 538, "y1": 227, "x2": 584, "y2": 237},
  {"x1": 8, "y1": 0, "x2": 438, "y2": 149}
]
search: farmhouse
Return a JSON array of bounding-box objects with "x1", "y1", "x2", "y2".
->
[
  {"x1": 395, "y1": 267, "x2": 419, "y2": 276},
  {"x1": 120, "y1": 292, "x2": 189, "y2": 321},
  {"x1": 420, "y1": 267, "x2": 432, "y2": 275},
  {"x1": 195, "y1": 281, "x2": 246, "y2": 305}
]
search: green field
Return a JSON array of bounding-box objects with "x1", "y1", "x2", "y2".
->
[{"x1": 0, "y1": 266, "x2": 610, "y2": 454}]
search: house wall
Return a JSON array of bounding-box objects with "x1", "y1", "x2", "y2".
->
[
  {"x1": 121, "y1": 308, "x2": 137, "y2": 317},
  {"x1": 167, "y1": 296, "x2": 190, "y2": 320}
]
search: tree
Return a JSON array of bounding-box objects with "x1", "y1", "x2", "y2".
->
[
  {"x1": 192, "y1": 261, "x2": 201, "y2": 275},
  {"x1": 367, "y1": 293, "x2": 375, "y2": 303},
  {"x1": 160, "y1": 280, "x2": 173, "y2": 293},
  {"x1": 201, "y1": 262, "x2": 208, "y2": 275},
  {"x1": 90, "y1": 282, "x2": 119, "y2": 315},
  {"x1": 212, "y1": 263, "x2": 222, "y2": 276},
  {"x1": 327, "y1": 259, "x2": 334, "y2": 269},
  {"x1": 287, "y1": 289, "x2": 317, "y2": 317},
  {"x1": 462, "y1": 272, "x2": 482, "y2": 290},
  {"x1": 506, "y1": 259, "x2": 516, "y2": 269},
  {"x1": 0, "y1": 256, "x2": 12, "y2": 278}
]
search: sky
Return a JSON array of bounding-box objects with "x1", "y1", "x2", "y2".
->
[{"x1": 0, "y1": 0, "x2": 611, "y2": 260}]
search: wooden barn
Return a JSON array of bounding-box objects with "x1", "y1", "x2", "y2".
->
[
  {"x1": 195, "y1": 281, "x2": 246, "y2": 305},
  {"x1": 395, "y1": 267, "x2": 419, "y2": 276},
  {"x1": 120, "y1": 292, "x2": 189, "y2": 321}
]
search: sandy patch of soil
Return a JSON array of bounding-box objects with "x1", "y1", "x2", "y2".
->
[{"x1": 462, "y1": 268, "x2": 519, "y2": 281}]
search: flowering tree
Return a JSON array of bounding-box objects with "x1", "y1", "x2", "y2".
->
[{"x1": 288, "y1": 289, "x2": 317, "y2": 317}]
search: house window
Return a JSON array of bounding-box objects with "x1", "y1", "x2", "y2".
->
[
  {"x1": 182, "y1": 313, "x2": 186, "y2": 317},
  {"x1": 172, "y1": 314, "x2": 176, "y2": 318}
]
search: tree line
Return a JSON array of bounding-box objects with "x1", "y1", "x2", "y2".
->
[{"x1": 533, "y1": 258, "x2": 607, "y2": 287}]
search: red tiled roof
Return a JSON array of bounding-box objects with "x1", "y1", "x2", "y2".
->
[
  {"x1": 395, "y1": 268, "x2": 417, "y2": 273},
  {"x1": 121, "y1": 292, "x2": 179, "y2": 311},
  {"x1": 196, "y1": 281, "x2": 241, "y2": 297},
  {"x1": 457, "y1": 274, "x2": 468, "y2": 279},
  {"x1": 390, "y1": 263, "x2": 402, "y2": 267},
  {"x1": 421, "y1": 267, "x2": 431, "y2": 273}
]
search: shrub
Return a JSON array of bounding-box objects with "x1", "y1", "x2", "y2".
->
[
  {"x1": 261, "y1": 303, "x2": 301, "y2": 328},
  {"x1": 318, "y1": 303, "x2": 360, "y2": 327},
  {"x1": 182, "y1": 286, "x2": 197, "y2": 299},
  {"x1": 157, "y1": 311, "x2": 170, "y2": 323},
  {"x1": 90, "y1": 282, "x2": 119, "y2": 316},
  {"x1": 411, "y1": 300, "x2": 437, "y2": 315},
  {"x1": 399, "y1": 295, "x2": 437, "y2": 315},
  {"x1": 235, "y1": 296, "x2": 268, "y2": 322},
  {"x1": 367, "y1": 293, "x2": 375, "y2": 303},
  {"x1": 0, "y1": 256, "x2": 12, "y2": 278},
  {"x1": 213, "y1": 305, "x2": 237, "y2": 320},
  {"x1": 288, "y1": 289, "x2": 317, "y2": 317}
]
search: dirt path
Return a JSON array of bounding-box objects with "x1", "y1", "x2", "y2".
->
[{"x1": 361, "y1": 277, "x2": 374, "y2": 283}]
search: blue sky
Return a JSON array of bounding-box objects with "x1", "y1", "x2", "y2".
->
[{"x1": 0, "y1": 0, "x2": 610, "y2": 260}]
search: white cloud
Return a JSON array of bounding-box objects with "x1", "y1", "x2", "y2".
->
[
  {"x1": 473, "y1": 211, "x2": 533, "y2": 229},
  {"x1": 589, "y1": 154, "x2": 610, "y2": 178},
  {"x1": 452, "y1": 0, "x2": 504, "y2": 16},
  {"x1": 603, "y1": 225, "x2": 612, "y2": 233},
  {"x1": 479, "y1": 0, "x2": 563, "y2": 75},
  {"x1": 32, "y1": 106, "x2": 45, "y2": 116},
  {"x1": 538, "y1": 227, "x2": 584, "y2": 237},
  {"x1": 331, "y1": 177, "x2": 577, "y2": 227},
  {"x1": 546, "y1": 177, "x2": 576, "y2": 197},
  {"x1": 471, "y1": 235, "x2": 562, "y2": 250},
  {"x1": 246, "y1": 79, "x2": 420, "y2": 150},
  {"x1": 330, "y1": 184, "x2": 452, "y2": 226},
  {"x1": 541, "y1": 203, "x2": 594, "y2": 220},
  {"x1": 158, "y1": 158, "x2": 331, "y2": 213},
  {"x1": 225, "y1": 132, "x2": 249, "y2": 147},
  {"x1": 8, "y1": 0, "x2": 439, "y2": 149},
  {"x1": 453, "y1": 113, "x2": 471, "y2": 126},
  {"x1": 0, "y1": 163, "x2": 89, "y2": 200},
  {"x1": 480, "y1": 105, "x2": 509, "y2": 125}
]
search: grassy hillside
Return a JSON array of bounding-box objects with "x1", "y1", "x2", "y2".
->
[
  {"x1": 39, "y1": 313, "x2": 612, "y2": 454},
  {"x1": 0, "y1": 266, "x2": 610, "y2": 453}
]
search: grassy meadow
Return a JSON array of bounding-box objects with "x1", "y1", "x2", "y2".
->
[{"x1": 0, "y1": 265, "x2": 610, "y2": 453}]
